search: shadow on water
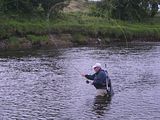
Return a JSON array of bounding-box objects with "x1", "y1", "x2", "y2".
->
[
  {"x1": 0, "y1": 48, "x2": 61, "y2": 58},
  {"x1": 92, "y1": 96, "x2": 112, "y2": 117}
]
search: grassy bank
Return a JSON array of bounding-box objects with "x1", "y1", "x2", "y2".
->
[{"x1": 0, "y1": 13, "x2": 160, "y2": 49}]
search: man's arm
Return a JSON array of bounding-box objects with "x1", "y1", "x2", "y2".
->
[{"x1": 81, "y1": 74, "x2": 95, "y2": 80}]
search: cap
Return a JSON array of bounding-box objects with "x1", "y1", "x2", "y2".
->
[{"x1": 92, "y1": 63, "x2": 101, "y2": 69}]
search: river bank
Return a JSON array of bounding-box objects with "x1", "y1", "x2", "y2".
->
[{"x1": 0, "y1": 15, "x2": 160, "y2": 50}]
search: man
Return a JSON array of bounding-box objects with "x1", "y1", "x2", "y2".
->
[{"x1": 81, "y1": 63, "x2": 113, "y2": 96}]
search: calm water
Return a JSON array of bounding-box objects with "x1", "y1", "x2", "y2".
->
[{"x1": 0, "y1": 42, "x2": 160, "y2": 120}]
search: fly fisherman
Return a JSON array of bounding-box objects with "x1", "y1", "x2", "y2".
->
[{"x1": 81, "y1": 63, "x2": 114, "y2": 96}]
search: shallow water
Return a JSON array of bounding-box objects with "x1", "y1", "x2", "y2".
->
[{"x1": 0, "y1": 42, "x2": 160, "y2": 120}]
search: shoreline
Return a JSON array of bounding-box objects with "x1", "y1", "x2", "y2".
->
[
  {"x1": 0, "y1": 33, "x2": 160, "y2": 50},
  {"x1": 1, "y1": 16, "x2": 160, "y2": 50}
]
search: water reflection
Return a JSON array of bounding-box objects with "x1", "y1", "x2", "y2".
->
[{"x1": 92, "y1": 96, "x2": 112, "y2": 117}]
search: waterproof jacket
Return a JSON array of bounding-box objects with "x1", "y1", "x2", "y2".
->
[{"x1": 85, "y1": 69, "x2": 113, "y2": 93}]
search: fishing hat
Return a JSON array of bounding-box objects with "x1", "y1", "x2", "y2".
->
[{"x1": 92, "y1": 63, "x2": 101, "y2": 69}]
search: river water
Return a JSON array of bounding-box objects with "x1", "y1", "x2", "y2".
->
[{"x1": 0, "y1": 42, "x2": 160, "y2": 120}]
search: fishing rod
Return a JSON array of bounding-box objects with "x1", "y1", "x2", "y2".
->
[
  {"x1": 46, "y1": 4, "x2": 83, "y2": 75},
  {"x1": 49, "y1": 33, "x2": 90, "y2": 83},
  {"x1": 47, "y1": 15, "x2": 88, "y2": 83},
  {"x1": 48, "y1": 33, "x2": 82, "y2": 75}
]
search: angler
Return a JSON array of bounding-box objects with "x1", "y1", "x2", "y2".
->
[{"x1": 81, "y1": 63, "x2": 114, "y2": 96}]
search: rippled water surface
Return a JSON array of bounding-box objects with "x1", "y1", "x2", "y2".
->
[{"x1": 0, "y1": 42, "x2": 160, "y2": 120}]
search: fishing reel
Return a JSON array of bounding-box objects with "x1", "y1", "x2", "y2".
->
[{"x1": 86, "y1": 80, "x2": 90, "y2": 84}]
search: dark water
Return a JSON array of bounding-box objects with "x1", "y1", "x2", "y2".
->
[{"x1": 0, "y1": 42, "x2": 160, "y2": 120}]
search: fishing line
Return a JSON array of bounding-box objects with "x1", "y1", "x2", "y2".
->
[
  {"x1": 47, "y1": 8, "x2": 83, "y2": 75},
  {"x1": 109, "y1": 3, "x2": 129, "y2": 47},
  {"x1": 110, "y1": 18, "x2": 128, "y2": 47},
  {"x1": 48, "y1": 29, "x2": 82, "y2": 75}
]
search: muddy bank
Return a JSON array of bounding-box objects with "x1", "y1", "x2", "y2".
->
[
  {"x1": 0, "y1": 33, "x2": 160, "y2": 50},
  {"x1": 0, "y1": 34, "x2": 73, "y2": 50},
  {"x1": 0, "y1": 33, "x2": 100, "y2": 50}
]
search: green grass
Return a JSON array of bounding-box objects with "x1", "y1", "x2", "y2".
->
[
  {"x1": 8, "y1": 36, "x2": 19, "y2": 45},
  {"x1": 72, "y1": 33, "x2": 87, "y2": 45},
  {"x1": 26, "y1": 35, "x2": 49, "y2": 43},
  {"x1": 0, "y1": 13, "x2": 160, "y2": 43}
]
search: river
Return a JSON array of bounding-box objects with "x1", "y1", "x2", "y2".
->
[{"x1": 0, "y1": 42, "x2": 160, "y2": 120}]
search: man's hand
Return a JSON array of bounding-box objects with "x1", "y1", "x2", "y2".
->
[{"x1": 81, "y1": 74, "x2": 86, "y2": 77}]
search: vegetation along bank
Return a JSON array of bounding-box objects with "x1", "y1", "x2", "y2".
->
[{"x1": 0, "y1": 0, "x2": 160, "y2": 50}]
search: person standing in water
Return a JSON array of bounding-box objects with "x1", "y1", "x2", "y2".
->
[{"x1": 81, "y1": 63, "x2": 114, "y2": 96}]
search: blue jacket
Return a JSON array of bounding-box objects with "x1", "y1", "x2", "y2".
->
[{"x1": 85, "y1": 69, "x2": 113, "y2": 94}]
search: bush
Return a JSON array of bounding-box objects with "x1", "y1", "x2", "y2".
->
[
  {"x1": 26, "y1": 35, "x2": 49, "y2": 43},
  {"x1": 72, "y1": 33, "x2": 87, "y2": 45}
]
